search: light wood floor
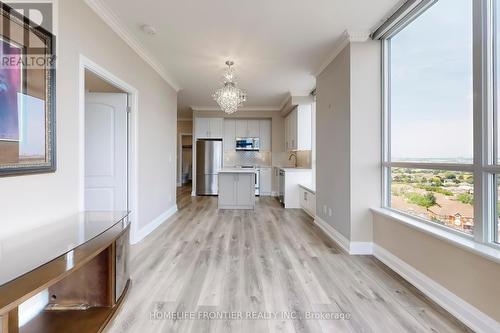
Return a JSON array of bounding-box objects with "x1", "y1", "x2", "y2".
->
[{"x1": 107, "y1": 186, "x2": 472, "y2": 333}]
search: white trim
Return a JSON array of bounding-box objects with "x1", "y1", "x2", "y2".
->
[
  {"x1": 131, "y1": 205, "x2": 178, "y2": 244},
  {"x1": 348, "y1": 242, "x2": 373, "y2": 255},
  {"x1": 79, "y1": 55, "x2": 139, "y2": 245},
  {"x1": 191, "y1": 106, "x2": 282, "y2": 112},
  {"x1": 372, "y1": 207, "x2": 500, "y2": 264},
  {"x1": 373, "y1": 244, "x2": 500, "y2": 333},
  {"x1": 278, "y1": 93, "x2": 292, "y2": 111},
  {"x1": 314, "y1": 216, "x2": 373, "y2": 255},
  {"x1": 314, "y1": 30, "x2": 370, "y2": 76},
  {"x1": 83, "y1": 0, "x2": 181, "y2": 92}
]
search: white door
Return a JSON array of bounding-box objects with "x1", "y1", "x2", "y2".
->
[{"x1": 85, "y1": 93, "x2": 128, "y2": 211}]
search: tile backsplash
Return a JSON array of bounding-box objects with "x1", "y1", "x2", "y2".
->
[{"x1": 224, "y1": 151, "x2": 272, "y2": 167}]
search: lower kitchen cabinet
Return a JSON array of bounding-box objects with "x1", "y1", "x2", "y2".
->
[
  {"x1": 218, "y1": 172, "x2": 255, "y2": 209},
  {"x1": 259, "y1": 167, "x2": 272, "y2": 196},
  {"x1": 299, "y1": 185, "x2": 316, "y2": 217}
]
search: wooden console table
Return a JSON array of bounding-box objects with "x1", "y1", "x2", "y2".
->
[{"x1": 0, "y1": 211, "x2": 131, "y2": 333}]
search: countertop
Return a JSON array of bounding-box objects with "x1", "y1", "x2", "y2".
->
[
  {"x1": 279, "y1": 167, "x2": 313, "y2": 172},
  {"x1": 299, "y1": 183, "x2": 316, "y2": 194},
  {"x1": 219, "y1": 168, "x2": 257, "y2": 174}
]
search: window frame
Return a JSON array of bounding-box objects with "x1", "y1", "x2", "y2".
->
[{"x1": 380, "y1": 0, "x2": 500, "y2": 249}]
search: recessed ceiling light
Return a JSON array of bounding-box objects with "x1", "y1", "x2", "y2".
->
[{"x1": 140, "y1": 24, "x2": 157, "y2": 36}]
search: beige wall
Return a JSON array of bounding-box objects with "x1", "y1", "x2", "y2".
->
[
  {"x1": 373, "y1": 214, "x2": 500, "y2": 322},
  {"x1": 316, "y1": 45, "x2": 352, "y2": 238},
  {"x1": 0, "y1": 0, "x2": 178, "y2": 238}
]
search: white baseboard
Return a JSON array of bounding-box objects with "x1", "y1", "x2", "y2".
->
[
  {"x1": 131, "y1": 205, "x2": 178, "y2": 245},
  {"x1": 314, "y1": 216, "x2": 373, "y2": 255},
  {"x1": 314, "y1": 216, "x2": 350, "y2": 253},
  {"x1": 373, "y1": 244, "x2": 500, "y2": 333},
  {"x1": 349, "y1": 242, "x2": 373, "y2": 255}
]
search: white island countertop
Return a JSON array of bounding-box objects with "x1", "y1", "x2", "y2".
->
[{"x1": 219, "y1": 168, "x2": 256, "y2": 174}]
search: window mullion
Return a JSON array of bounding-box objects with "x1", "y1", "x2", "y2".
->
[{"x1": 473, "y1": 0, "x2": 492, "y2": 244}]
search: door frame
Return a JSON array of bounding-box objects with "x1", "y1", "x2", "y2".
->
[
  {"x1": 78, "y1": 55, "x2": 139, "y2": 244},
  {"x1": 177, "y1": 132, "x2": 192, "y2": 187}
]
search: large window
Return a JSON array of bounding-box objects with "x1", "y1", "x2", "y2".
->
[{"x1": 382, "y1": 0, "x2": 500, "y2": 246}]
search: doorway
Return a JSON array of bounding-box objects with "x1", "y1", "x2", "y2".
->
[
  {"x1": 79, "y1": 56, "x2": 139, "y2": 242},
  {"x1": 179, "y1": 134, "x2": 192, "y2": 186},
  {"x1": 84, "y1": 69, "x2": 128, "y2": 211}
]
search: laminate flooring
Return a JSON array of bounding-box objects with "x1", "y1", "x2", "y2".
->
[{"x1": 107, "y1": 186, "x2": 472, "y2": 333}]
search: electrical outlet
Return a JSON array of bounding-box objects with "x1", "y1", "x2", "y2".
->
[{"x1": 328, "y1": 208, "x2": 332, "y2": 217}]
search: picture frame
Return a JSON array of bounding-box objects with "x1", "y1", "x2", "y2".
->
[{"x1": 0, "y1": 2, "x2": 56, "y2": 176}]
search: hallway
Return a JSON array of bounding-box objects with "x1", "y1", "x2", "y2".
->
[{"x1": 107, "y1": 187, "x2": 470, "y2": 333}]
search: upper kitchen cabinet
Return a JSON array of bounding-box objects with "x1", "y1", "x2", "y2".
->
[
  {"x1": 259, "y1": 119, "x2": 272, "y2": 152},
  {"x1": 224, "y1": 119, "x2": 236, "y2": 151},
  {"x1": 195, "y1": 117, "x2": 224, "y2": 139},
  {"x1": 235, "y1": 119, "x2": 259, "y2": 138},
  {"x1": 285, "y1": 105, "x2": 312, "y2": 151},
  {"x1": 247, "y1": 120, "x2": 260, "y2": 137}
]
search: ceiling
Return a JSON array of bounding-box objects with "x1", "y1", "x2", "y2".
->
[{"x1": 98, "y1": 0, "x2": 400, "y2": 119}]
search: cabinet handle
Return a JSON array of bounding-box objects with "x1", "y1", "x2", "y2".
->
[{"x1": 304, "y1": 192, "x2": 307, "y2": 201}]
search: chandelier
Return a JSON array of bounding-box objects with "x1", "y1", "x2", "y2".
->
[{"x1": 212, "y1": 61, "x2": 247, "y2": 114}]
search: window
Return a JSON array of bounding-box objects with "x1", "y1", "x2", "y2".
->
[
  {"x1": 385, "y1": 0, "x2": 475, "y2": 236},
  {"x1": 381, "y1": 0, "x2": 500, "y2": 247}
]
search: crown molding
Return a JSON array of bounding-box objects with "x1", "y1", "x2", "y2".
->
[
  {"x1": 278, "y1": 93, "x2": 292, "y2": 111},
  {"x1": 314, "y1": 29, "x2": 370, "y2": 77},
  {"x1": 191, "y1": 106, "x2": 282, "y2": 112},
  {"x1": 83, "y1": 0, "x2": 181, "y2": 92}
]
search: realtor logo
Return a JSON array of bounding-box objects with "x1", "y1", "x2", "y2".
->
[{"x1": 0, "y1": 1, "x2": 56, "y2": 69}]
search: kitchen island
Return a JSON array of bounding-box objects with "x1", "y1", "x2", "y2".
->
[{"x1": 218, "y1": 168, "x2": 256, "y2": 209}]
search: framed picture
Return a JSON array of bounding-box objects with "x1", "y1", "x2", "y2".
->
[{"x1": 0, "y1": 2, "x2": 56, "y2": 176}]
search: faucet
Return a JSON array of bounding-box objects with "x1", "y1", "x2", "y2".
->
[{"x1": 289, "y1": 152, "x2": 297, "y2": 168}]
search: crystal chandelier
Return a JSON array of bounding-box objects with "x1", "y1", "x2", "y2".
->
[{"x1": 212, "y1": 61, "x2": 247, "y2": 114}]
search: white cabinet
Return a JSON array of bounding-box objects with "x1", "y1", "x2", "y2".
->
[
  {"x1": 299, "y1": 186, "x2": 316, "y2": 217},
  {"x1": 259, "y1": 168, "x2": 272, "y2": 196},
  {"x1": 210, "y1": 118, "x2": 224, "y2": 138},
  {"x1": 224, "y1": 119, "x2": 236, "y2": 151},
  {"x1": 247, "y1": 120, "x2": 260, "y2": 137},
  {"x1": 280, "y1": 169, "x2": 312, "y2": 209},
  {"x1": 195, "y1": 117, "x2": 224, "y2": 139},
  {"x1": 218, "y1": 172, "x2": 255, "y2": 209},
  {"x1": 284, "y1": 105, "x2": 312, "y2": 151},
  {"x1": 272, "y1": 167, "x2": 280, "y2": 196},
  {"x1": 196, "y1": 117, "x2": 210, "y2": 139},
  {"x1": 235, "y1": 119, "x2": 263, "y2": 138},
  {"x1": 235, "y1": 120, "x2": 248, "y2": 137},
  {"x1": 259, "y1": 120, "x2": 272, "y2": 152}
]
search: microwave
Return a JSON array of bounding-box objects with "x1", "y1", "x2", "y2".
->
[{"x1": 236, "y1": 138, "x2": 260, "y2": 151}]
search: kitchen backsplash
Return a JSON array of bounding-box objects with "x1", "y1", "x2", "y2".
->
[
  {"x1": 224, "y1": 151, "x2": 272, "y2": 167},
  {"x1": 296, "y1": 150, "x2": 312, "y2": 168}
]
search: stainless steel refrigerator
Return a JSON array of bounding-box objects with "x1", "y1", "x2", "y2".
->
[{"x1": 196, "y1": 139, "x2": 223, "y2": 195}]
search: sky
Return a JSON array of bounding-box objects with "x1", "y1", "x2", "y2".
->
[{"x1": 390, "y1": 0, "x2": 474, "y2": 162}]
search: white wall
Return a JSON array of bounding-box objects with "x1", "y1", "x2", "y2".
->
[
  {"x1": 0, "y1": 0, "x2": 178, "y2": 238},
  {"x1": 349, "y1": 41, "x2": 381, "y2": 242}
]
